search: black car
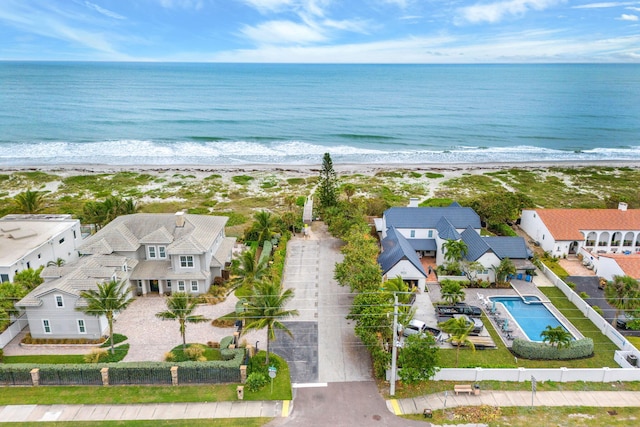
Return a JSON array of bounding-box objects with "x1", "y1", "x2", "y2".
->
[{"x1": 616, "y1": 313, "x2": 638, "y2": 330}]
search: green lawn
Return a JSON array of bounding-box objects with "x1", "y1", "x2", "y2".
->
[
  {"x1": 244, "y1": 353, "x2": 293, "y2": 401},
  {"x1": 436, "y1": 287, "x2": 618, "y2": 369},
  {"x1": 403, "y1": 405, "x2": 640, "y2": 426},
  {"x1": 3, "y1": 354, "x2": 87, "y2": 364},
  {"x1": 168, "y1": 343, "x2": 222, "y2": 362}
]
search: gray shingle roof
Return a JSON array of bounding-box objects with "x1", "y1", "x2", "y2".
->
[
  {"x1": 383, "y1": 206, "x2": 480, "y2": 230},
  {"x1": 484, "y1": 236, "x2": 530, "y2": 259},
  {"x1": 378, "y1": 227, "x2": 427, "y2": 277},
  {"x1": 80, "y1": 214, "x2": 228, "y2": 256},
  {"x1": 407, "y1": 239, "x2": 437, "y2": 251}
]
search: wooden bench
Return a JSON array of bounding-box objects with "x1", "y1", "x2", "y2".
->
[{"x1": 454, "y1": 384, "x2": 473, "y2": 395}]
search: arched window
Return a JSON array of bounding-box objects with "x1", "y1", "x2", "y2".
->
[
  {"x1": 586, "y1": 232, "x2": 597, "y2": 247},
  {"x1": 624, "y1": 232, "x2": 634, "y2": 246},
  {"x1": 611, "y1": 232, "x2": 622, "y2": 246},
  {"x1": 598, "y1": 232, "x2": 610, "y2": 247}
]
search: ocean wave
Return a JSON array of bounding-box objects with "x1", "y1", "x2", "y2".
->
[{"x1": 2, "y1": 140, "x2": 640, "y2": 166}]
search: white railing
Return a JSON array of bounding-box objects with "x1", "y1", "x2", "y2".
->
[{"x1": 0, "y1": 314, "x2": 28, "y2": 349}]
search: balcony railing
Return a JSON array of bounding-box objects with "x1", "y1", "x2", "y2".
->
[{"x1": 598, "y1": 242, "x2": 608, "y2": 247}]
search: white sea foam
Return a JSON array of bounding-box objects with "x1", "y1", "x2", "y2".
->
[{"x1": 2, "y1": 139, "x2": 640, "y2": 166}]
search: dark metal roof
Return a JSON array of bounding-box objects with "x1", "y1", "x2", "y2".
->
[
  {"x1": 436, "y1": 216, "x2": 461, "y2": 241},
  {"x1": 378, "y1": 227, "x2": 427, "y2": 277},
  {"x1": 461, "y1": 227, "x2": 531, "y2": 261},
  {"x1": 383, "y1": 205, "x2": 481, "y2": 230},
  {"x1": 461, "y1": 227, "x2": 492, "y2": 261},
  {"x1": 408, "y1": 239, "x2": 437, "y2": 251}
]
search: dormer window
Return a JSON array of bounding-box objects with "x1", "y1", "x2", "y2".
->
[
  {"x1": 158, "y1": 246, "x2": 166, "y2": 259},
  {"x1": 55, "y1": 295, "x2": 64, "y2": 308},
  {"x1": 148, "y1": 246, "x2": 156, "y2": 259},
  {"x1": 180, "y1": 256, "x2": 194, "y2": 268}
]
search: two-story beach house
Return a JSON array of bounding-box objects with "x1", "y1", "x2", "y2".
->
[
  {"x1": 0, "y1": 214, "x2": 82, "y2": 283},
  {"x1": 376, "y1": 201, "x2": 533, "y2": 289},
  {"x1": 520, "y1": 203, "x2": 640, "y2": 258},
  {"x1": 16, "y1": 212, "x2": 235, "y2": 339}
]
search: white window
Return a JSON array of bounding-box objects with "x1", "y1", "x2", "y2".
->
[
  {"x1": 178, "y1": 280, "x2": 186, "y2": 291},
  {"x1": 77, "y1": 319, "x2": 86, "y2": 334},
  {"x1": 191, "y1": 280, "x2": 198, "y2": 292},
  {"x1": 55, "y1": 295, "x2": 64, "y2": 308},
  {"x1": 428, "y1": 230, "x2": 433, "y2": 238},
  {"x1": 43, "y1": 319, "x2": 51, "y2": 334},
  {"x1": 148, "y1": 246, "x2": 156, "y2": 259},
  {"x1": 158, "y1": 246, "x2": 166, "y2": 259},
  {"x1": 180, "y1": 256, "x2": 194, "y2": 268}
]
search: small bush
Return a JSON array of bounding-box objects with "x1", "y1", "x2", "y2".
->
[
  {"x1": 232, "y1": 175, "x2": 254, "y2": 185},
  {"x1": 566, "y1": 281, "x2": 576, "y2": 289},
  {"x1": 220, "y1": 336, "x2": 234, "y2": 349},
  {"x1": 184, "y1": 346, "x2": 205, "y2": 361},
  {"x1": 164, "y1": 352, "x2": 176, "y2": 362},
  {"x1": 579, "y1": 291, "x2": 590, "y2": 299},
  {"x1": 248, "y1": 351, "x2": 281, "y2": 376},
  {"x1": 592, "y1": 305, "x2": 604, "y2": 316},
  {"x1": 512, "y1": 337, "x2": 594, "y2": 360},
  {"x1": 84, "y1": 348, "x2": 108, "y2": 363},
  {"x1": 246, "y1": 372, "x2": 268, "y2": 392}
]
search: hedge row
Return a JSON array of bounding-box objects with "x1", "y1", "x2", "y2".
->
[
  {"x1": 0, "y1": 349, "x2": 245, "y2": 386},
  {"x1": 511, "y1": 338, "x2": 594, "y2": 360}
]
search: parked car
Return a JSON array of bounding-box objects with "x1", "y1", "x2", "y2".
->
[
  {"x1": 616, "y1": 313, "x2": 639, "y2": 330},
  {"x1": 452, "y1": 314, "x2": 484, "y2": 335},
  {"x1": 435, "y1": 303, "x2": 482, "y2": 318},
  {"x1": 402, "y1": 319, "x2": 443, "y2": 341}
]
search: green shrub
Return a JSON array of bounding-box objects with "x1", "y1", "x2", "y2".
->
[
  {"x1": 164, "y1": 352, "x2": 176, "y2": 362},
  {"x1": 248, "y1": 351, "x2": 281, "y2": 376},
  {"x1": 184, "y1": 346, "x2": 206, "y2": 361},
  {"x1": 592, "y1": 305, "x2": 604, "y2": 316},
  {"x1": 245, "y1": 372, "x2": 268, "y2": 392},
  {"x1": 512, "y1": 338, "x2": 594, "y2": 360},
  {"x1": 220, "y1": 336, "x2": 234, "y2": 349},
  {"x1": 232, "y1": 175, "x2": 254, "y2": 185},
  {"x1": 84, "y1": 348, "x2": 108, "y2": 363},
  {"x1": 579, "y1": 291, "x2": 590, "y2": 299}
]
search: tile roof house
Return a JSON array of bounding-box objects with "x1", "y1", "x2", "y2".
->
[
  {"x1": 16, "y1": 212, "x2": 235, "y2": 339},
  {"x1": 597, "y1": 254, "x2": 640, "y2": 282},
  {"x1": 0, "y1": 214, "x2": 82, "y2": 284},
  {"x1": 520, "y1": 203, "x2": 640, "y2": 258},
  {"x1": 377, "y1": 202, "x2": 532, "y2": 287}
]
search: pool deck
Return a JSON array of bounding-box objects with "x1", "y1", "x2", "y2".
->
[{"x1": 426, "y1": 272, "x2": 583, "y2": 347}]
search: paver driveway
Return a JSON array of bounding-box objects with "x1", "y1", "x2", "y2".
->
[{"x1": 114, "y1": 294, "x2": 265, "y2": 362}]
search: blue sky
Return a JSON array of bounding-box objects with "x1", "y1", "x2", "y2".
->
[{"x1": 0, "y1": 0, "x2": 639, "y2": 62}]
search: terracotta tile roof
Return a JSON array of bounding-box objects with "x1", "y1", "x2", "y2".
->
[
  {"x1": 534, "y1": 209, "x2": 640, "y2": 241},
  {"x1": 599, "y1": 254, "x2": 640, "y2": 280}
]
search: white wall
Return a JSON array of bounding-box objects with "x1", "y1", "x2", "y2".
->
[
  {"x1": 597, "y1": 256, "x2": 625, "y2": 281},
  {"x1": 520, "y1": 210, "x2": 557, "y2": 255},
  {"x1": 386, "y1": 260, "x2": 426, "y2": 292}
]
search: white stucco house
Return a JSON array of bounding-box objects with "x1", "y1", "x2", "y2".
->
[
  {"x1": 588, "y1": 254, "x2": 640, "y2": 282},
  {"x1": 520, "y1": 203, "x2": 640, "y2": 258},
  {"x1": 16, "y1": 212, "x2": 236, "y2": 339},
  {"x1": 0, "y1": 214, "x2": 82, "y2": 284}
]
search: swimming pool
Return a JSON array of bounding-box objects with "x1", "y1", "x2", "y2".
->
[{"x1": 488, "y1": 296, "x2": 573, "y2": 342}]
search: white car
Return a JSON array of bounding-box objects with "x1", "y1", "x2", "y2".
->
[{"x1": 402, "y1": 319, "x2": 427, "y2": 337}]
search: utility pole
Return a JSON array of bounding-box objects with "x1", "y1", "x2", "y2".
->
[{"x1": 390, "y1": 293, "x2": 399, "y2": 396}]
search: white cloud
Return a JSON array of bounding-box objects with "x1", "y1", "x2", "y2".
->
[
  {"x1": 618, "y1": 12, "x2": 639, "y2": 18},
  {"x1": 84, "y1": 1, "x2": 125, "y2": 20},
  {"x1": 457, "y1": 0, "x2": 564, "y2": 24},
  {"x1": 382, "y1": 0, "x2": 412, "y2": 8},
  {"x1": 573, "y1": 2, "x2": 639, "y2": 8},
  {"x1": 240, "y1": 20, "x2": 328, "y2": 44},
  {"x1": 240, "y1": 0, "x2": 296, "y2": 13},
  {"x1": 626, "y1": 6, "x2": 640, "y2": 11}
]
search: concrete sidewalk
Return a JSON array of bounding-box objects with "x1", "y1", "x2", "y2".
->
[
  {"x1": 388, "y1": 390, "x2": 640, "y2": 415},
  {"x1": 0, "y1": 400, "x2": 290, "y2": 423}
]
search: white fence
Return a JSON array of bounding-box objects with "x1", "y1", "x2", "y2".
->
[
  {"x1": 411, "y1": 265, "x2": 640, "y2": 382},
  {"x1": 0, "y1": 314, "x2": 28, "y2": 349}
]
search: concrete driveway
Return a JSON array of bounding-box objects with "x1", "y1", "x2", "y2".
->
[
  {"x1": 271, "y1": 222, "x2": 373, "y2": 385},
  {"x1": 115, "y1": 294, "x2": 265, "y2": 362}
]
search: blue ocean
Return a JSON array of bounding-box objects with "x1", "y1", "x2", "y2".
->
[{"x1": 0, "y1": 62, "x2": 639, "y2": 166}]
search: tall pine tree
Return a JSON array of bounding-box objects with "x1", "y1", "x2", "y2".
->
[{"x1": 317, "y1": 152, "x2": 338, "y2": 208}]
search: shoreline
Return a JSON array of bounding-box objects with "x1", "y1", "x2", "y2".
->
[{"x1": 4, "y1": 160, "x2": 640, "y2": 177}]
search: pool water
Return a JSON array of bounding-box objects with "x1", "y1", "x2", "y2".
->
[{"x1": 489, "y1": 296, "x2": 573, "y2": 342}]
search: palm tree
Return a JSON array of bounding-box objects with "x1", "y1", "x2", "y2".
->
[
  {"x1": 540, "y1": 325, "x2": 572, "y2": 349},
  {"x1": 442, "y1": 239, "x2": 468, "y2": 263},
  {"x1": 605, "y1": 275, "x2": 640, "y2": 327},
  {"x1": 382, "y1": 276, "x2": 413, "y2": 304},
  {"x1": 440, "y1": 280, "x2": 465, "y2": 305},
  {"x1": 229, "y1": 248, "x2": 269, "y2": 292},
  {"x1": 242, "y1": 280, "x2": 299, "y2": 365},
  {"x1": 156, "y1": 292, "x2": 210, "y2": 350},
  {"x1": 13, "y1": 189, "x2": 46, "y2": 214},
  {"x1": 438, "y1": 316, "x2": 475, "y2": 367},
  {"x1": 492, "y1": 257, "x2": 516, "y2": 285},
  {"x1": 77, "y1": 279, "x2": 133, "y2": 354},
  {"x1": 253, "y1": 210, "x2": 277, "y2": 244},
  {"x1": 47, "y1": 258, "x2": 66, "y2": 267},
  {"x1": 13, "y1": 266, "x2": 44, "y2": 292},
  {"x1": 342, "y1": 183, "x2": 356, "y2": 202}
]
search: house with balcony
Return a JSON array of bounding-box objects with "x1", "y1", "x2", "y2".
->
[
  {"x1": 520, "y1": 203, "x2": 640, "y2": 258},
  {"x1": 15, "y1": 212, "x2": 235, "y2": 339},
  {"x1": 0, "y1": 214, "x2": 82, "y2": 283}
]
